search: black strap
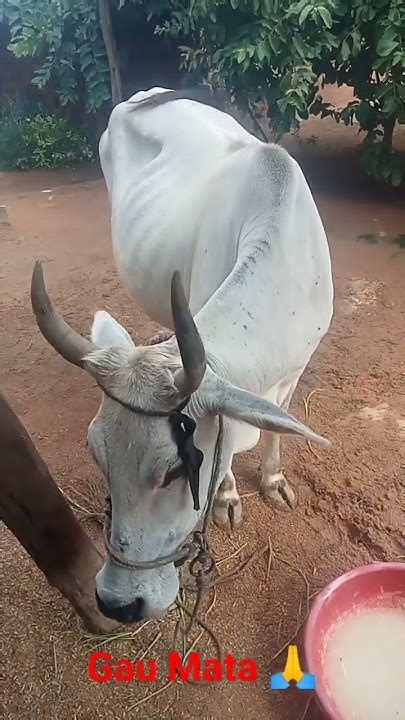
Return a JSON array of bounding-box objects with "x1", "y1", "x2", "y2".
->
[
  {"x1": 169, "y1": 411, "x2": 203, "y2": 511},
  {"x1": 98, "y1": 382, "x2": 190, "y2": 417},
  {"x1": 97, "y1": 383, "x2": 202, "y2": 510}
]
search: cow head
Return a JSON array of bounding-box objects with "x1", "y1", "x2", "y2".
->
[{"x1": 31, "y1": 262, "x2": 329, "y2": 622}]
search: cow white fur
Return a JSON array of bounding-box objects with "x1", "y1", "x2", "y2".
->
[{"x1": 34, "y1": 88, "x2": 334, "y2": 621}]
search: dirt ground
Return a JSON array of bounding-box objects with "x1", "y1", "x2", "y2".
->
[{"x1": 1, "y1": 94, "x2": 404, "y2": 720}]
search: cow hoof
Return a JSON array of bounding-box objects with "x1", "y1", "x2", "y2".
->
[
  {"x1": 212, "y1": 495, "x2": 243, "y2": 530},
  {"x1": 260, "y1": 471, "x2": 296, "y2": 509}
]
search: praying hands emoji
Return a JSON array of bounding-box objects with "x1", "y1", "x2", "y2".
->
[{"x1": 270, "y1": 645, "x2": 316, "y2": 690}]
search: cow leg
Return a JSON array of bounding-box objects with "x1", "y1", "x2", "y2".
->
[
  {"x1": 260, "y1": 378, "x2": 300, "y2": 508},
  {"x1": 212, "y1": 468, "x2": 242, "y2": 530},
  {"x1": 260, "y1": 433, "x2": 296, "y2": 508}
]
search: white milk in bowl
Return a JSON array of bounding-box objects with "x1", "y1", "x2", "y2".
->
[{"x1": 324, "y1": 606, "x2": 405, "y2": 719}]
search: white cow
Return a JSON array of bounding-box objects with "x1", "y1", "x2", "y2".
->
[{"x1": 31, "y1": 88, "x2": 333, "y2": 622}]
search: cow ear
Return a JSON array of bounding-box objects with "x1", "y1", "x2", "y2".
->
[
  {"x1": 91, "y1": 311, "x2": 136, "y2": 349},
  {"x1": 203, "y1": 374, "x2": 330, "y2": 446}
]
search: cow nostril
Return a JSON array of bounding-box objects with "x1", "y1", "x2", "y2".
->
[{"x1": 95, "y1": 592, "x2": 145, "y2": 623}]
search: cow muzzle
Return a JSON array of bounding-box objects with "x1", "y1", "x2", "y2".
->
[{"x1": 95, "y1": 561, "x2": 179, "y2": 621}]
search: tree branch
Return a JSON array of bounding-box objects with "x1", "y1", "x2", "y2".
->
[
  {"x1": 0, "y1": 392, "x2": 117, "y2": 634},
  {"x1": 98, "y1": 0, "x2": 123, "y2": 106}
]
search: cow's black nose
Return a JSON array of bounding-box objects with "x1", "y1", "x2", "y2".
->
[{"x1": 95, "y1": 592, "x2": 145, "y2": 623}]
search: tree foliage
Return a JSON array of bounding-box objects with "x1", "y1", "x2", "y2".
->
[
  {"x1": 152, "y1": 0, "x2": 405, "y2": 185},
  {"x1": 1, "y1": 0, "x2": 111, "y2": 111},
  {"x1": 1, "y1": 0, "x2": 404, "y2": 183},
  {"x1": 0, "y1": 114, "x2": 94, "y2": 168}
]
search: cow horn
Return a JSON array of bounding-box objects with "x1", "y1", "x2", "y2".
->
[
  {"x1": 171, "y1": 271, "x2": 206, "y2": 396},
  {"x1": 31, "y1": 261, "x2": 96, "y2": 367}
]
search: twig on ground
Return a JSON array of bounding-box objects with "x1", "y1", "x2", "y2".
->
[
  {"x1": 57, "y1": 481, "x2": 106, "y2": 525},
  {"x1": 68, "y1": 486, "x2": 100, "y2": 507},
  {"x1": 301, "y1": 695, "x2": 314, "y2": 719},
  {"x1": 303, "y1": 388, "x2": 322, "y2": 460},
  {"x1": 162, "y1": 698, "x2": 175, "y2": 715},
  {"x1": 277, "y1": 617, "x2": 283, "y2": 644},
  {"x1": 216, "y1": 542, "x2": 247, "y2": 566},
  {"x1": 127, "y1": 681, "x2": 174, "y2": 712},
  {"x1": 52, "y1": 641, "x2": 58, "y2": 675},
  {"x1": 275, "y1": 554, "x2": 310, "y2": 614},
  {"x1": 209, "y1": 544, "x2": 268, "y2": 588},
  {"x1": 269, "y1": 612, "x2": 310, "y2": 665},
  {"x1": 175, "y1": 598, "x2": 224, "y2": 663},
  {"x1": 58, "y1": 486, "x2": 94, "y2": 518},
  {"x1": 181, "y1": 588, "x2": 217, "y2": 662},
  {"x1": 296, "y1": 595, "x2": 303, "y2": 633},
  {"x1": 266, "y1": 535, "x2": 274, "y2": 582},
  {"x1": 69, "y1": 478, "x2": 107, "y2": 523},
  {"x1": 82, "y1": 620, "x2": 152, "y2": 650},
  {"x1": 226, "y1": 534, "x2": 240, "y2": 550},
  {"x1": 134, "y1": 630, "x2": 162, "y2": 663},
  {"x1": 173, "y1": 588, "x2": 187, "y2": 657}
]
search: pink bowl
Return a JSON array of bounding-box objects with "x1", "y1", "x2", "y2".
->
[{"x1": 303, "y1": 562, "x2": 405, "y2": 719}]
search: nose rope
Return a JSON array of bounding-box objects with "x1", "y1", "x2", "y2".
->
[
  {"x1": 103, "y1": 502, "x2": 210, "y2": 570},
  {"x1": 98, "y1": 380, "x2": 223, "y2": 575}
]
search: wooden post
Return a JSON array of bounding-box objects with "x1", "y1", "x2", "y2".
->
[
  {"x1": 0, "y1": 392, "x2": 118, "y2": 633},
  {"x1": 98, "y1": 0, "x2": 123, "y2": 106}
]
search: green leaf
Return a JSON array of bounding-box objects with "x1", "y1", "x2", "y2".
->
[
  {"x1": 257, "y1": 41, "x2": 267, "y2": 63},
  {"x1": 382, "y1": 94, "x2": 396, "y2": 114},
  {"x1": 80, "y1": 55, "x2": 93, "y2": 71},
  {"x1": 373, "y1": 56, "x2": 389, "y2": 71},
  {"x1": 381, "y1": 163, "x2": 391, "y2": 179},
  {"x1": 341, "y1": 38, "x2": 350, "y2": 61},
  {"x1": 317, "y1": 7, "x2": 333, "y2": 29},
  {"x1": 299, "y1": 5, "x2": 312, "y2": 25},
  {"x1": 351, "y1": 30, "x2": 361, "y2": 56},
  {"x1": 375, "y1": 84, "x2": 390, "y2": 100},
  {"x1": 268, "y1": 34, "x2": 280, "y2": 55},
  {"x1": 391, "y1": 167, "x2": 402, "y2": 186},
  {"x1": 236, "y1": 48, "x2": 246, "y2": 63},
  {"x1": 376, "y1": 30, "x2": 399, "y2": 57},
  {"x1": 355, "y1": 102, "x2": 373, "y2": 125},
  {"x1": 230, "y1": 0, "x2": 238, "y2": 9},
  {"x1": 277, "y1": 97, "x2": 289, "y2": 112},
  {"x1": 293, "y1": 35, "x2": 306, "y2": 58}
]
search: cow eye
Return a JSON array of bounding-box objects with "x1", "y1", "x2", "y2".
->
[{"x1": 162, "y1": 463, "x2": 184, "y2": 487}]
